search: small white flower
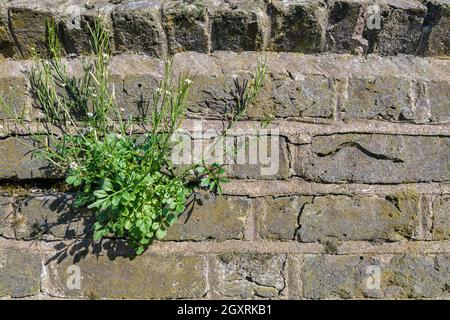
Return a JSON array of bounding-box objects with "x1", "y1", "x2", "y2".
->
[
  {"x1": 87, "y1": 112, "x2": 93, "y2": 117},
  {"x1": 184, "y1": 79, "x2": 192, "y2": 85},
  {"x1": 120, "y1": 107, "x2": 125, "y2": 112},
  {"x1": 102, "y1": 53, "x2": 109, "y2": 59},
  {"x1": 0, "y1": 124, "x2": 3, "y2": 129},
  {"x1": 155, "y1": 88, "x2": 162, "y2": 94},
  {"x1": 117, "y1": 134, "x2": 123, "y2": 139},
  {"x1": 189, "y1": 169, "x2": 195, "y2": 175},
  {"x1": 69, "y1": 162, "x2": 79, "y2": 169},
  {"x1": 165, "y1": 90, "x2": 171, "y2": 96}
]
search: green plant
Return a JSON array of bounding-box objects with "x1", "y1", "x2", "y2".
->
[{"x1": 1, "y1": 18, "x2": 266, "y2": 255}]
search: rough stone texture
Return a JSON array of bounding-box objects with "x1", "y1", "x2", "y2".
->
[
  {"x1": 209, "y1": 0, "x2": 269, "y2": 52},
  {"x1": 0, "y1": 193, "x2": 249, "y2": 242},
  {"x1": 227, "y1": 135, "x2": 291, "y2": 180},
  {"x1": 300, "y1": 254, "x2": 450, "y2": 299},
  {"x1": 420, "y1": 0, "x2": 450, "y2": 56},
  {"x1": 213, "y1": 253, "x2": 286, "y2": 298},
  {"x1": 371, "y1": 0, "x2": 427, "y2": 55},
  {"x1": 0, "y1": 247, "x2": 42, "y2": 298},
  {"x1": 112, "y1": 1, "x2": 167, "y2": 58},
  {"x1": 297, "y1": 192, "x2": 419, "y2": 242},
  {"x1": 432, "y1": 195, "x2": 450, "y2": 240},
  {"x1": 268, "y1": 0, "x2": 327, "y2": 53},
  {"x1": 0, "y1": 7, "x2": 17, "y2": 59},
  {"x1": 428, "y1": 80, "x2": 450, "y2": 122},
  {"x1": 300, "y1": 254, "x2": 383, "y2": 299},
  {"x1": 344, "y1": 76, "x2": 412, "y2": 121},
  {"x1": 47, "y1": 253, "x2": 207, "y2": 299},
  {"x1": 0, "y1": 137, "x2": 54, "y2": 180},
  {"x1": 0, "y1": 62, "x2": 30, "y2": 121},
  {"x1": 163, "y1": 0, "x2": 210, "y2": 54},
  {"x1": 8, "y1": 4, "x2": 54, "y2": 58},
  {"x1": 295, "y1": 134, "x2": 450, "y2": 183},
  {"x1": 325, "y1": 0, "x2": 365, "y2": 53},
  {"x1": 8, "y1": 194, "x2": 92, "y2": 240},
  {"x1": 382, "y1": 254, "x2": 449, "y2": 298},
  {"x1": 59, "y1": 1, "x2": 114, "y2": 56},
  {"x1": 166, "y1": 193, "x2": 249, "y2": 241},
  {"x1": 258, "y1": 196, "x2": 313, "y2": 241}
]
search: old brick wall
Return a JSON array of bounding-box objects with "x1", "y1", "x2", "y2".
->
[{"x1": 0, "y1": 0, "x2": 449, "y2": 299}]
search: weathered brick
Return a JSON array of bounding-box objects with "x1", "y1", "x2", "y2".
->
[
  {"x1": 109, "y1": 55, "x2": 163, "y2": 119},
  {"x1": 8, "y1": 5, "x2": 54, "y2": 58},
  {"x1": 382, "y1": 254, "x2": 449, "y2": 299},
  {"x1": 432, "y1": 195, "x2": 450, "y2": 240},
  {"x1": 297, "y1": 192, "x2": 419, "y2": 242},
  {"x1": 325, "y1": 0, "x2": 367, "y2": 53},
  {"x1": 294, "y1": 134, "x2": 450, "y2": 183},
  {"x1": 112, "y1": 1, "x2": 167, "y2": 58},
  {"x1": 212, "y1": 253, "x2": 286, "y2": 299},
  {"x1": 428, "y1": 80, "x2": 450, "y2": 122},
  {"x1": 344, "y1": 76, "x2": 412, "y2": 121},
  {"x1": 209, "y1": 0, "x2": 269, "y2": 52},
  {"x1": 252, "y1": 74, "x2": 335, "y2": 119},
  {"x1": 267, "y1": 0, "x2": 327, "y2": 53},
  {"x1": 166, "y1": 194, "x2": 249, "y2": 241},
  {"x1": 420, "y1": 0, "x2": 450, "y2": 56},
  {"x1": 299, "y1": 254, "x2": 450, "y2": 299},
  {"x1": 228, "y1": 135, "x2": 290, "y2": 180},
  {"x1": 371, "y1": 0, "x2": 427, "y2": 55},
  {"x1": 0, "y1": 247, "x2": 42, "y2": 298},
  {"x1": 0, "y1": 7, "x2": 17, "y2": 58},
  {"x1": 47, "y1": 253, "x2": 207, "y2": 299},
  {"x1": 9, "y1": 194, "x2": 92, "y2": 240},
  {"x1": 59, "y1": 2, "x2": 114, "y2": 56},
  {"x1": 3, "y1": 192, "x2": 249, "y2": 242},
  {"x1": 0, "y1": 137, "x2": 54, "y2": 180},
  {"x1": 163, "y1": 0, "x2": 210, "y2": 54},
  {"x1": 0, "y1": 63, "x2": 30, "y2": 121},
  {"x1": 258, "y1": 196, "x2": 313, "y2": 241}
]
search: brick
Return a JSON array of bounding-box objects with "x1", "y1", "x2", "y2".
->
[
  {"x1": 9, "y1": 194, "x2": 92, "y2": 240},
  {"x1": 299, "y1": 254, "x2": 450, "y2": 299},
  {"x1": 297, "y1": 193, "x2": 419, "y2": 242},
  {"x1": 227, "y1": 135, "x2": 291, "y2": 180},
  {"x1": 162, "y1": 0, "x2": 210, "y2": 54},
  {"x1": 47, "y1": 253, "x2": 207, "y2": 299},
  {"x1": 267, "y1": 0, "x2": 327, "y2": 53},
  {"x1": 294, "y1": 134, "x2": 450, "y2": 184},
  {"x1": 344, "y1": 76, "x2": 412, "y2": 121},
  {"x1": 325, "y1": 0, "x2": 366, "y2": 53},
  {"x1": 252, "y1": 74, "x2": 335, "y2": 119},
  {"x1": 0, "y1": 247, "x2": 42, "y2": 298},
  {"x1": 166, "y1": 193, "x2": 249, "y2": 241},
  {"x1": 112, "y1": 1, "x2": 167, "y2": 58},
  {"x1": 382, "y1": 254, "x2": 449, "y2": 298},
  {"x1": 59, "y1": 2, "x2": 114, "y2": 56},
  {"x1": 0, "y1": 137, "x2": 54, "y2": 180},
  {"x1": 420, "y1": 0, "x2": 450, "y2": 56},
  {"x1": 371, "y1": 0, "x2": 427, "y2": 55},
  {"x1": 258, "y1": 196, "x2": 313, "y2": 241},
  {"x1": 432, "y1": 195, "x2": 450, "y2": 240},
  {"x1": 0, "y1": 64, "x2": 30, "y2": 121},
  {"x1": 212, "y1": 253, "x2": 286, "y2": 299},
  {"x1": 8, "y1": 5, "x2": 54, "y2": 58},
  {"x1": 0, "y1": 7, "x2": 17, "y2": 58},
  {"x1": 4, "y1": 193, "x2": 248, "y2": 242},
  {"x1": 428, "y1": 80, "x2": 450, "y2": 122},
  {"x1": 209, "y1": 0, "x2": 269, "y2": 52}
]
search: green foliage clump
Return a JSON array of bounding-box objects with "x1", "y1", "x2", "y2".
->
[{"x1": 0, "y1": 18, "x2": 266, "y2": 255}]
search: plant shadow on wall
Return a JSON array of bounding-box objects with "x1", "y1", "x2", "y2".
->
[{"x1": 0, "y1": 17, "x2": 267, "y2": 262}]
